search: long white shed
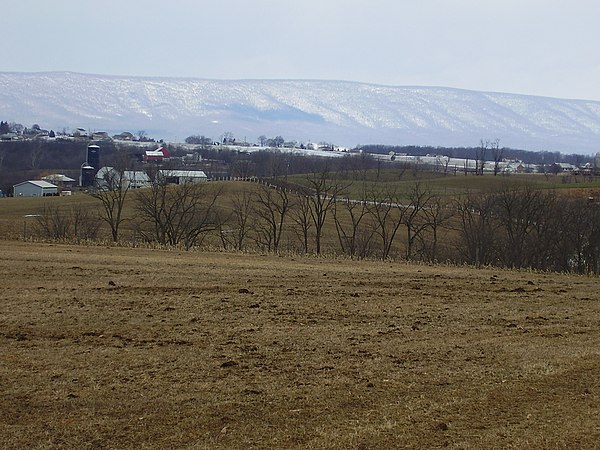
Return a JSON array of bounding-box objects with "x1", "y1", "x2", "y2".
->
[{"x1": 13, "y1": 180, "x2": 59, "y2": 197}]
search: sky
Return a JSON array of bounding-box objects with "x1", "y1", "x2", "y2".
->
[{"x1": 6, "y1": 0, "x2": 600, "y2": 100}]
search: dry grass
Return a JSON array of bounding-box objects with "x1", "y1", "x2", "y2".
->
[
  {"x1": 289, "y1": 170, "x2": 600, "y2": 199},
  {"x1": 1, "y1": 241, "x2": 600, "y2": 449}
]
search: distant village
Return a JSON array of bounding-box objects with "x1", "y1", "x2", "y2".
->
[
  {"x1": 2, "y1": 121, "x2": 600, "y2": 198},
  {"x1": 11, "y1": 144, "x2": 211, "y2": 198},
  {"x1": 0, "y1": 122, "x2": 153, "y2": 143}
]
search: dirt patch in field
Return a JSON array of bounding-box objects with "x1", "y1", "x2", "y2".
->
[{"x1": 1, "y1": 241, "x2": 599, "y2": 449}]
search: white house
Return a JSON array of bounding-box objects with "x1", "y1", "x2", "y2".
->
[
  {"x1": 72, "y1": 128, "x2": 88, "y2": 138},
  {"x1": 13, "y1": 180, "x2": 58, "y2": 197}
]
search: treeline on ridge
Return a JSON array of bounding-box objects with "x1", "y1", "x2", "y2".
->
[{"x1": 360, "y1": 144, "x2": 591, "y2": 166}]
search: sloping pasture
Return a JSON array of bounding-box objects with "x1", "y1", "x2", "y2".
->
[{"x1": 1, "y1": 241, "x2": 599, "y2": 448}]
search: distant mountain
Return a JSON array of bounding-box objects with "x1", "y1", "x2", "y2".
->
[{"x1": 1, "y1": 71, "x2": 599, "y2": 153}]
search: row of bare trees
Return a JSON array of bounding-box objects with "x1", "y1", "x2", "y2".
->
[
  {"x1": 32, "y1": 159, "x2": 600, "y2": 274},
  {"x1": 209, "y1": 167, "x2": 454, "y2": 261},
  {"x1": 33, "y1": 204, "x2": 100, "y2": 241},
  {"x1": 134, "y1": 177, "x2": 222, "y2": 250},
  {"x1": 189, "y1": 177, "x2": 600, "y2": 274},
  {"x1": 455, "y1": 186, "x2": 600, "y2": 273}
]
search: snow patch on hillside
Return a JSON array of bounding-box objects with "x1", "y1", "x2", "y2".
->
[{"x1": 1, "y1": 72, "x2": 599, "y2": 153}]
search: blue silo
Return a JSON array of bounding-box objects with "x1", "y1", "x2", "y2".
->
[
  {"x1": 80, "y1": 163, "x2": 95, "y2": 187},
  {"x1": 87, "y1": 144, "x2": 100, "y2": 175}
]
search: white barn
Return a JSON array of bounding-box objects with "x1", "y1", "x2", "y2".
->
[
  {"x1": 13, "y1": 180, "x2": 58, "y2": 197},
  {"x1": 164, "y1": 170, "x2": 208, "y2": 184},
  {"x1": 96, "y1": 167, "x2": 151, "y2": 189},
  {"x1": 41, "y1": 173, "x2": 77, "y2": 189},
  {"x1": 96, "y1": 167, "x2": 207, "y2": 189}
]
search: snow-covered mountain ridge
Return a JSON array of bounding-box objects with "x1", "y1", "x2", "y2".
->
[{"x1": 1, "y1": 71, "x2": 599, "y2": 153}]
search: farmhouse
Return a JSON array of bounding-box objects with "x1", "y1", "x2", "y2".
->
[
  {"x1": 13, "y1": 180, "x2": 58, "y2": 197},
  {"x1": 112, "y1": 131, "x2": 135, "y2": 141},
  {"x1": 91, "y1": 131, "x2": 111, "y2": 141},
  {"x1": 72, "y1": 128, "x2": 88, "y2": 138}
]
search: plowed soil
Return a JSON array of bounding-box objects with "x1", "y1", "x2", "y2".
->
[{"x1": 1, "y1": 241, "x2": 599, "y2": 449}]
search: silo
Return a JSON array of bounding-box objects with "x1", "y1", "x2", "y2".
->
[
  {"x1": 87, "y1": 144, "x2": 100, "y2": 175},
  {"x1": 80, "y1": 163, "x2": 95, "y2": 187}
]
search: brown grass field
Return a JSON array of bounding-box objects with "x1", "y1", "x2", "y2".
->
[{"x1": 1, "y1": 240, "x2": 599, "y2": 449}]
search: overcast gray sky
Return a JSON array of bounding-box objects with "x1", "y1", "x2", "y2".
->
[{"x1": 6, "y1": 0, "x2": 600, "y2": 100}]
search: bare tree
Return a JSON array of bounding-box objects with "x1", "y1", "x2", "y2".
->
[
  {"x1": 417, "y1": 193, "x2": 454, "y2": 262},
  {"x1": 369, "y1": 187, "x2": 407, "y2": 260},
  {"x1": 403, "y1": 182, "x2": 432, "y2": 260},
  {"x1": 332, "y1": 195, "x2": 374, "y2": 259},
  {"x1": 525, "y1": 192, "x2": 563, "y2": 270},
  {"x1": 33, "y1": 204, "x2": 100, "y2": 241},
  {"x1": 71, "y1": 203, "x2": 101, "y2": 240},
  {"x1": 442, "y1": 156, "x2": 451, "y2": 176},
  {"x1": 332, "y1": 171, "x2": 377, "y2": 258},
  {"x1": 135, "y1": 178, "x2": 171, "y2": 244},
  {"x1": 553, "y1": 197, "x2": 600, "y2": 274},
  {"x1": 230, "y1": 191, "x2": 255, "y2": 251},
  {"x1": 35, "y1": 205, "x2": 72, "y2": 239},
  {"x1": 455, "y1": 192, "x2": 498, "y2": 267},
  {"x1": 221, "y1": 131, "x2": 235, "y2": 144},
  {"x1": 252, "y1": 151, "x2": 289, "y2": 179},
  {"x1": 491, "y1": 139, "x2": 504, "y2": 176},
  {"x1": 494, "y1": 185, "x2": 545, "y2": 268},
  {"x1": 92, "y1": 151, "x2": 132, "y2": 242},
  {"x1": 269, "y1": 152, "x2": 290, "y2": 180},
  {"x1": 254, "y1": 184, "x2": 292, "y2": 253},
  {"x1": 341, "y1": 152, "x2": 374, "y2": 181},
  {"x1": 216, "y1": 209, "x2": 234, "y2": 250},
  {"x1": 231, "y1": 159, "x2": 254, "y2": 178},
  {"x1": 290, "y1": 194, "x2": 313, "y2": 254},
  {"x1": 30, "y1": 139, "x2": 44, "y2": 169},
  {"x1": 475, "y1": 139, "x2": 488, "y2": 176},
  {"x1": 135, "y1": 175, "x2": 221, "y2": 249},
  {"x1": 0, "y1": 146, "x2": 6, "y2": 175},
  {"x1": 305, "y1": 163, "x2": 349, "y2": 254},
  {"x1": 582, "y1": 201, "x2": 600, "y2": 275}
]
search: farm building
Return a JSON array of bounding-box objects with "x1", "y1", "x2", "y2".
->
[
  {"x1": 163, "y1": 170, "x2": 208, "y2": 184},
  {"x1": 96, "y1": 167, "x2": 150, "y2": 190},
  {"x1": 96, "y1": 167, "x2": 207, "y2": 189},
  {"x1": 143, "y1": 147, "x2": 171, "y2": 162},
  {"x1": 13, "y1": 180, "x2": 58, "y2": 197},
  {"x1": 41, "y1": 174, "x2": 77, "y2": 190},
  {"x1": 112, "y1": 131, "x2": 135, "y2": 141}
]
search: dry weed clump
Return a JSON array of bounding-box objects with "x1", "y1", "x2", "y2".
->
[{"x1": 1, "y1": 241, "x2": 599, "y2": 449}]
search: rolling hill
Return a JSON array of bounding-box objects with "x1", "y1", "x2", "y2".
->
[{"x1": 1, "y1": 71, "x2": 599, "y2": 153}]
